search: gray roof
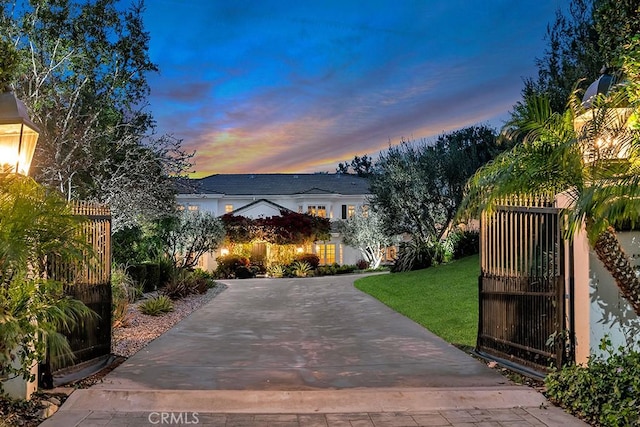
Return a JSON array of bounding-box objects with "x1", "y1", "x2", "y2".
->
[{"x1": 182, "y1": 173, "x2": 371, "y2": 196}]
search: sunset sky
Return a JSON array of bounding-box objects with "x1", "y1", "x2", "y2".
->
[{"x1": 143, "y1": 1, "x2": 567, "y2": 177}]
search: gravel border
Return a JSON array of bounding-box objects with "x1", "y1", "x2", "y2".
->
[{"x1": 112, "y1": 284, "x2": 227, "y2": 358}]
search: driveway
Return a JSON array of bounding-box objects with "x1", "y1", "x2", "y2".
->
[
  {"x1": 94, "y1": 274, "x2": 508, "y2": 391},
  {"x1": 43, "y1": 274, "x2": 590, "y2": 426}
]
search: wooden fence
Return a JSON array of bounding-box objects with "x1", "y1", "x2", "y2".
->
[
  {"x1": 477, "y1": 197, "x2": 571, "y2": 372},
  {"x1": 43, "y1": 201, "x2": 112, "y2": 382}
]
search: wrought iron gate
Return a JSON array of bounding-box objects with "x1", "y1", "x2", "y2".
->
[{"x1": 477, "y1": 198, "x2": 571, "y2": 372}]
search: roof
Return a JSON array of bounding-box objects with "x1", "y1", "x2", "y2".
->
[
  {"x1": 228, "y1": 198, "x2": 293, "y2": 216},
  {"x1": 181, "y1": 173, "x2": 371, "y2": 196}
]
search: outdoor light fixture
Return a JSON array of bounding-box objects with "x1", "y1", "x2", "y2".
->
[
  {"x1": 0, "y1": 91, "x2": 40, "y2": 175},
  {"x1": 220, "y1": 248, "x2": 230, "y2": 256},
  {"x1": 573, "y1": 71, "x2": 632, "y2": 164},
  {"x1": 296, "y1": 247, "x2": 304, "y2": 254}
]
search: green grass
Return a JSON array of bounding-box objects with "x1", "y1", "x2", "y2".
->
[{"x1": 355, "y1": 254, "x2": 479, "y2": 347}]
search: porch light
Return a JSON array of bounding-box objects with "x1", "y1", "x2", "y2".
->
[
  {"x1": 296, "y1": 247, "x2": 304, "y2": 254},
  {"x1": 573, "y1": 71, "x2": 632, "y2": 164},
  {"x1": 0, "y1": 91, "x2": 40, "y2": 175},
  {"x1": 220, "y1": 248, "x2": 229, "y2": 256}
]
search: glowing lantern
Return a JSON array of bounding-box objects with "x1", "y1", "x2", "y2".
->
[
  {"x1": 0, "y1": 91, "x2": 40, "y2": 175},
  {"x1": 573, "y1": 72, "x2": 632, "y2": 164}
]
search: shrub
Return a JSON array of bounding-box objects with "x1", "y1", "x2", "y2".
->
[
  {"x1": 163, "y1": 268, "x2": 214, "y2": 299},
  {"x1": 143, "y1": 262, "x2": 161, "y2": 290},
  {"x1": 235, "y1": 265, "x2": 255, "y2": 279},
  {"x1": 267, "y1": 264, "x2": 286, "y2": 278},
  {"x1": 0, "y1": 174, "x2": 95, "y2": 389},
  {"x1": 392, "y1": 240, "x2": 433, "y2": 272},
  {"x1": 356, "y1": 259, "x2": 370, "y2": 270},
  {"x1": 215, "y1": 254, "x2": 250, "y2": 279},
  {"x1": 291, "y1": 260, "x2": 313, "y2": 277},
  {"x1": 447, "y1": 229, "x2": 480, "y2": 259},
  {"x1": 316, "y1": 264, "x2": 338, "y2": 276},
  {"x1": 545, "y1": 338, "x2": 640, "y2": 426},
  {"x1": 295, "y1": 253, "x2": 320, "y2": 269},
  {"x1": 126, "y1": 263, "x2": 159, "y2": 292},
  {"x1": 157, "y1": 256, "x2": 175, "y2": 287},
  {"x1": 111, "y1": 265, "x2": 141, "y2": 327},
  {"x1": 336, "y1": 264, "x2": 357, "y2": 274},
  {"x1": 139, "y1": 295, "x2": 174, "y2": 316}
]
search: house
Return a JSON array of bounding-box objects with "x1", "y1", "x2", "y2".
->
[{"x1": 176, "y1": 173, "x2": 382, "y2": 271}]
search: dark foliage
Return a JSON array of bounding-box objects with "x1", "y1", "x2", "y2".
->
[
  {"x1": 215, "y1": 254, "x2": 250, "y2": 279},
  {"x1": 356, "y1": 259, "x2": 370, "y2": 270},
  {"x1": 450, "y1": 230, "x2": 480, "y2": 259},
  {"x1": 295, "y1": 253, "x2": 320, "y2": 269},
  {"x1": 221, "y1": 211, "x2": 331, "y2": 245},
  {"x1": 162, "y1": 269, "x2": 213, "y2": 299},
  {"x1": 545, "y1": 338, "x2": 640, "y2": 426},
  {"x1": 235, "y1": 266, "x2": 255, "y2": 279},
  {"x1": 336, "y1": 154, "x2": 374, "y2": 177},
  {"x1": 392, "y1": 241, "x2": 441, "y2": 272}
]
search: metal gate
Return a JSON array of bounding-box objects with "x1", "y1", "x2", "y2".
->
[
  {"x1": 43, "y1": 201, "x2": 112, "y2": 383},
  {"x1": 477, "y1": 197, "x2": 571, "y2": 372}
]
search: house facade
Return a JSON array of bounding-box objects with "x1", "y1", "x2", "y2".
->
[{"x1": 176, "y1": 173, "x2": 376, "y2": 271}]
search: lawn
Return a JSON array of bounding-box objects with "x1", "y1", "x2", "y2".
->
[{"x1": 355, "y1": 254, "x2": 480, "y2": 347}]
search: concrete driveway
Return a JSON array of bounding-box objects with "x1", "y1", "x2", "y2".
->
[
  {"x1": 43, "y1": 274, "x2": 588, "y2": 426},
  {"x1": 94, "y1": 274, "x2": 508, "y2": 391}
]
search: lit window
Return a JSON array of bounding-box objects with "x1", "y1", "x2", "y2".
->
[
  {"x1": 361, "y1": 205, "x2": 369, "y2": 218},
  {"x1": 386, "y1": 246, "x2": 397, "y2": 261},
  {"x1": 177, "y1": 205, "x2": 185, "y2": 211},
  {"x1": 308, "y1": 205, "x2": 326, "y2": 217},
  {"x1": 225, "y1": 204, "x2": 233, "y2": 213},
  {"x1": 316, "y1": 244, "x2": 336, "y2": 265},
  {"x1": 188, "y1": 205, "x2": 199, "y2": 211},
  {"x1": 347, "y1": 205, "x2": 356, "y2": 218}
]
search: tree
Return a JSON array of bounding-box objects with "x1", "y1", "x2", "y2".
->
[
  {"x1": 460, "y1": 43, "x2": 640, "y2": 315},
  {"x1": 521, "y1": 0, "x2": 640, "y2": 114},
  {"x1": 1, "y1": 0, "x2": 192, "y2": 231},
  {"x1": 369, "y1": 125, "x2": 501, "y2": 245},
  {"x1": 336, "y1": 154, "x2": 374, "y2": 177},
  {"x1": 337, "y1": 207, "x2": 398, "y2": 269},
  {"x1": 0, "y1": 174, "x2": 93, "y2": 390},
  {"x1": 221, "y1": 211, "x2": 331, "y2": 245},
  {"x1": 160, "y1": 210, "x2": 226, "y2": 269}
]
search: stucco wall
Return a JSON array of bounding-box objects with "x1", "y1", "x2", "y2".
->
[{"x1": 587, "y1": 232, "x2": 640, "y2": 359}]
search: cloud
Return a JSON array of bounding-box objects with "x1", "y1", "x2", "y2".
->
[{"x1": 143, "y1": 1, "x2": 561, "y2": 176}]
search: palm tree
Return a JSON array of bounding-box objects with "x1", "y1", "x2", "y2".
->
[
  {"x1": 0, "y1": 174, "x2": 95, "y2": 389},
  {"x1": 459, "y1": 44, "x2": 640, "y2": 316}
]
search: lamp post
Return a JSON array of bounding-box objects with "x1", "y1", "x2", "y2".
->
[
  {"x1": 573, "y1": 71, "x2": 632, "y2": 164},
  {"x1": 0, "y1": 91, "x2": 40, "y2": 175},
  {"x1": 0, "y1": 91, "x2": 40, "y2": 399}
]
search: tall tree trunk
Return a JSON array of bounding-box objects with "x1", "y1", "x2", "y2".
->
[{"x1": 593, "y1": 226, "x2": 640, "y2": 316}]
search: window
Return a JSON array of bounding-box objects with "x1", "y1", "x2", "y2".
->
[
  {"x1": 225, "y1": 204, "x2": 233, "y2": 213},
  {"x1": 316, "y1": 244, "x2": 336, "y2": 265},
  {"x1": 385, "y1": 246, "x2": 397, "y2": 261},
  {"x1": 361, "y1": 204, "x2": 369, "y2": 218},
  {"x1": 307, "y1": 205, "x2": 326, "y2": 217},
  {"x1": 187, "y1": 205, "x2": 199, "y2": 211},
  {"x1": 298, "y1": 205, "x2": 303, "y2": 213},
  {"x1": 347, "y1": 205, "x2": 356, "y2": 218}
]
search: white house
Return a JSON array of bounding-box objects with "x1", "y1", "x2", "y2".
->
[{"x1": 176, "y1": 173, "x2": 381, "y2": 271}]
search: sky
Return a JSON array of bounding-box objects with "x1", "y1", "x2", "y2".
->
[{"x1": 142, "y1": 1, "x2": 567, "y2": 177}]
